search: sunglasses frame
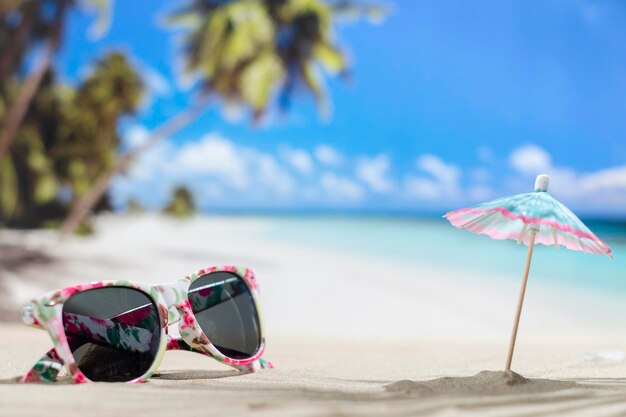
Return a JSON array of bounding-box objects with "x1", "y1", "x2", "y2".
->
[{"x1": 20, "y1": 265, "x2": 272, "y2": 383}]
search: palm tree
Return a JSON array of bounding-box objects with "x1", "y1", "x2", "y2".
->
[
  {"x1": 162, "y1": 185, "x2": 196, "y2": 218},
  {"x1": 0, "y1": 4, "x2": 68, "y2": 227},
  {"x1": 0, "y1": 51, "x2": 143, "y2": 227},
  {"x1": 59, "y1": 94, "x2": 209, "y2": 234},
  {"x1": 53, "y1": 52, "x2": 144, "y2": 210},
  {"x1": 0, "y1": 0, "x2": 113, "y2": 161},
  {"x1": 1, "y1": 66, "x2": 69, "y2": 227},
  {"x1": 0, "y1": 0, "x2": 68, "y2": 160},
  {"x1": 0, "y1": 0, "x2": 36, "y2": 81},
  {"x1": 0, "y1": 0, "x2": 28, "y2": 16},
  {"x1": 171, "y1": 0, "x2": 383, "y2": 115},
  {"x1": 60, "y1": 0, "x2": 384, "y2": 236}
]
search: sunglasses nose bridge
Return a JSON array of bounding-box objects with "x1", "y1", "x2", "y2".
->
[
  {"x1": 157, "y1": 281, "x2": 188, "y2": 306},
  {"x1": 157, "y1": 281, "x2": 191, "y2": 328}
]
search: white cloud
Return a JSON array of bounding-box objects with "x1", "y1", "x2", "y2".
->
[
  {"x1": 404, "y1": 176, "x2": 440, "y2": 200},
  {"x1": 356, "y1": 154, "x2": 394, "y2": 193},
  {"x1": 405, "y1": 154, "x2": 462, "y2": 201},
  {"x1": 222, "y1": 101, "x2": 245, "y2": 123},
  {"x1": 175, "y1": 133, "x2": 249, "y2": 189},
  {"x1": 467, "y1": 185, "x2": 494, "y2": 201},
  {"x1": 315, "y1": 144, "x2": 343, "y2": 166},
  {"x1": 126, "y1": 140, "x2": 172, "y2": 181},
  {"x1": 142, "y1": 65, "x2": 172, "y2": 97},
  {"x1": 123, "y1": 125, "x2": 150, "y2": 149},
  {"x1": 280, "y1": 146, "x2": 314, "y2": 175},
  {"x1": 257, "y1": 153, "x2": 295, "y2": 196},
  {"x1": 112, "y1": 135, "x2": 626, "y2": 215},
  {"x1": 320, "y1": 172, "x2": 365, "y2": 201},
  {"x1": 510, "y1": 144, "x2": 552, "y2": 175},
  {"x1": 545, "y1": 165, "x2": 626, "y2": 202},
  {"x1": 580, "y1": 166, "x2": 626, "y2": 193},
  {"x1": 119, "y1": 132, "x2": 300, "y2": 206},
  {"x1": 417, "y1": 154, "x2": 461, "y2": 185},
  {"x1": 508, "y1": 144, "x2": 626, "y2": 213},
  {"x1": 204, "y1": 183, "x2": 223, "y2": 199}
]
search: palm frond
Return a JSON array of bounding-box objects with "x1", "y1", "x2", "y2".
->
[{"x1": 313, "y1": 41, "x2": 346, "y2": 74}]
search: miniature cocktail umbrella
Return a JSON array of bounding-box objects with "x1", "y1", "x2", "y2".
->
[{"x1": 444, "y1": 174, "x2": 612, "y2": 371}]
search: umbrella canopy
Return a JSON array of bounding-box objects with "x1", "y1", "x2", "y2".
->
[
  {"x1": 443, "y1": 174, "x2": 612, "y2": 371},
  {"x1": 444, "y1": 175, "x2": 611, "y2": 257}
]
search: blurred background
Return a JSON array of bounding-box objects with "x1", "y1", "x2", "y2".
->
[{"x1": 1, "y1": 0, "x2": 625, "y2": 339}]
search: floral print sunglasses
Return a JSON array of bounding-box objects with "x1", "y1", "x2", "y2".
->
[{"x1": 20, "y1": 265, "x2": 273, "y2": 383}]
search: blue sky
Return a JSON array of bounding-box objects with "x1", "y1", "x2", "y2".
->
[{"x1": 57, "y1": 0, "x2": 626, "y2": 217}]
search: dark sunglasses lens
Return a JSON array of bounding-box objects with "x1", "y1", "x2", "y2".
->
[
  {"x1": 62, "y1": 287, "x2": 161, "y2": 382},
  {"x1": 188, "y1": 271, "x2": 261, "y2": 359}
]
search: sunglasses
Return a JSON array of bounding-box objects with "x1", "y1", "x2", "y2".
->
[{"x1": 20, "y1": 265, "x2": 272, "y2": 383}]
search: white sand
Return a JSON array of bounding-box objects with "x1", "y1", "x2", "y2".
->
[{"x1": 2, "y1": 214, "x2": 626, "y2": 416}]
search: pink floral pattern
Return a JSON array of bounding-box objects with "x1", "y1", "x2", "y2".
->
[{"x1": 20, "y1": 265, "x2": 272, "y2": 383}]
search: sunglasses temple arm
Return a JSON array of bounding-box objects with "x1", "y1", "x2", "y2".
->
[
  {"x1": 21, "y1": 305, "x2": 45, "y2": 330},
  {"x1": 22, "y1": 348, "x2": 64, "y2": 383},
  {"x1": 166, "y1": 335, "x2": 193, "y2": 351},
  {"x1": 235, "y1": 358, "x2": 275, "y2": 373}
]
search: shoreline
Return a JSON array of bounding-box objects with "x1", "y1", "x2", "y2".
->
[{"x1": 1, "y1": 213, "x2": 625, "y2": 340}]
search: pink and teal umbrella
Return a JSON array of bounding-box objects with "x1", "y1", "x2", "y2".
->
[{"x1": 444, "y1": 174, "x2": 612, "y2": 371}]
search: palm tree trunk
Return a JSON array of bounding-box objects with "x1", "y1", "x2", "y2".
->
[
  {"x1": 0, "y1": 1, "x2": 35, "y2": 81},
  {"x1": 0, "y1": 0, "x2": 67, "y2": 160},
  {"x1": 59, "y1": 99, "x2": 209, "y2": 237},
  {"x1": 0, "y1": 1, "x2": 22, "y2": 17}
]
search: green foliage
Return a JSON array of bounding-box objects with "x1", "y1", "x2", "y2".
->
[
  {"x1": 162, "y1": 186, "x2": 196, "y2": 219},
  {"x1": 0, "y1": 154, "x2": 19, "y2": 217},
  {"x1": 167, "y1": 0, "x2": 380, "y2": 119},
  {"x1": 0, "y1": 51, "x2": 144, "y2": 227},
  {"x1": 54, "y1": 52, "x2": 144, "y2": 197}
]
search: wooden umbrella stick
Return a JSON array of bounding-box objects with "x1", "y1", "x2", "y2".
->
[{"x1": 505, "y1": 228, "x2": 538, "y2": 371}]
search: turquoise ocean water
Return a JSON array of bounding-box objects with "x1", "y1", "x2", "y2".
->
[{"x1": 262, "y1": 216, "x2": 626, "y2": 294}]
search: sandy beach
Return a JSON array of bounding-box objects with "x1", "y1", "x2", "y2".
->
[{"x1": 2, "y1": 214, "x2": 626, "y2": 416}]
